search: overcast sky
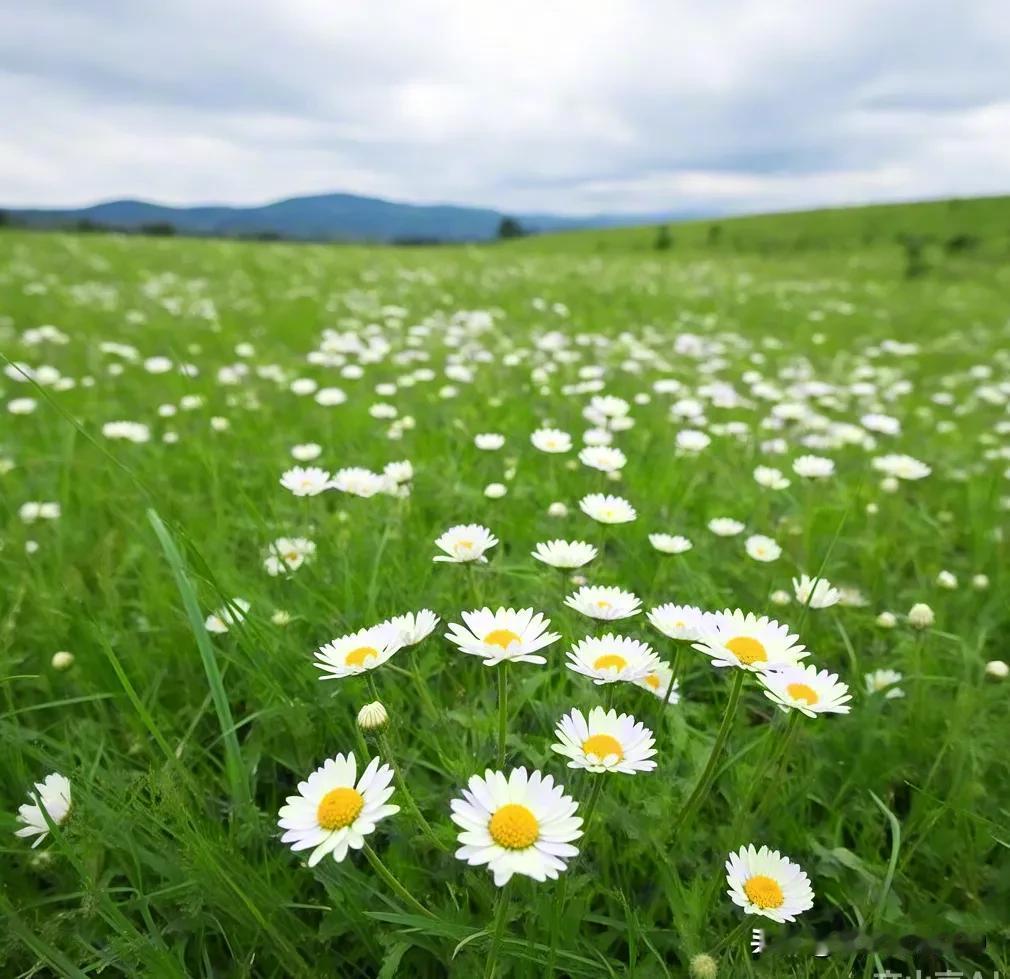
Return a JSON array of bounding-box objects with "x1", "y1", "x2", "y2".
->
[{"x1": 2, "y1": 0, "x2": 1009, "y2": 216}]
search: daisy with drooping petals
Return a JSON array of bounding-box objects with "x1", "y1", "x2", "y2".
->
[
  {"x1": 565, "y1": 585, "x2": 641, "y2": 621},
  {"x1": 792, "y1": 574, "x2": 840, "y2": 609},
  {"x1": 647, "y1": 603, "x2": 709, "y2": 642},
  {"x1": 725, "y1": 844, "x2": 815, "y2": 923},
  {"x1": 552, "y1": 707, "x2": 657, "y2": 774},
  {"x1": 278, "y1": 754, "x2": 398, "y2": 866},
  {"x1": 205, "y1": 598, "x2": 250, "y2": 635},
  {"x1": 579, "y1": 493, "x2": 636, "y2": 524},
  {"x1": 380, "y1": 609, "x2": 440, "y2": 647},
  {"x1": 649, "y1": 533, "x2": 692, "y2": 554},
  {"x1": 445, "y1": 608, "x2": 560, "y2": 665},
  {"x1": 865, "y1": 668, "x2": 905, "y2": 699},
  {"x1": 15, "y1": 772, "x2": 72, "y2": 847},
  {"x1": 566, "y1": 634, "x2": 661, "y2": 685},
  {"x1": 531, "y1": 539, "x2": 598, "y2": 569},
  {"x1": 530, "y1": 428, "x2": 572, "y2": 453},
  {"x1": 634, "y1": 662, "x2": 681, "y2": 704},
  {"x1": 578, "y1": 445, "x2": 627, "y2": 472},
  {"x1": 758, "y1": 664, "x2": 852, "y2": 717},
  {"x1": 449, "y1": 767, "x2": 583, "y2": 886},
  {"x1": 314, "y1": 625, "x2": 403, "y2": 679},
  {"x1": 694, "y1": 610, "x2": 808, "y2": 672},
  {"x1": 280, "y1": 466, "x2": 331, "y2": 497},
  {"x1": 432, "y1": 524, "x2": 498, "y2": 563},
  {"x1": 330, "y1": 467, "x2": 386, "y2": 498}
]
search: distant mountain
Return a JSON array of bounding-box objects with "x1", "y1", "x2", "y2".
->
[{"x1": 2, "y1": 192, "x2": 688, "y2": 242}]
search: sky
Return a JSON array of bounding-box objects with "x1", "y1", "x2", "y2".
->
[{"x1": 2, "y1": 0, "x2": 1009, "y2": 217}]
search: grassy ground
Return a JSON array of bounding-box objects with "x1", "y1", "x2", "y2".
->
[{"x1": 1, "y1": 207, "x2": 1009, "y2": 978}]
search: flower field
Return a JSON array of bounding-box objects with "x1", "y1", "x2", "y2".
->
[{"x1": 2, "y1": 212, "x2": 1009, "y2": 977}]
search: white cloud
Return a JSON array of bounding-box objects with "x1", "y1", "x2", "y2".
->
[{"x1": 1, "y1": 0, "x2": 1008, "y2": 215}]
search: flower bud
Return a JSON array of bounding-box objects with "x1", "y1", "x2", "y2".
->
[
  {"x1": 907, "y1": 603, "x2": 934, "y2": 629},
  {"x1": 875, "y1": 611, "x2": 897, "y2": 628},
  {"x1": 985, "y1": 660, "x2": 1008, "y2": 679},
  {"x1": 51, "y1": 650, "x2": 74, "y2": 671},
  {"x1": 357, "y1": 701, "x2": 388, "y2": 732},
  {"x1": 548, "y1": 502, "x2": 567, "y2": 518},
  {"x1": 689, "y1": 953, "x2": 718, "y2": 979}
]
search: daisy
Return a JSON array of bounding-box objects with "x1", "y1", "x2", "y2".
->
[
  {"x1": 792, "y1": 574, "x2": 840, "y2": 609},
  {"x1": 567, "y1": 634, "x2": 661, "y2": 685},
  {"x1": 433, "y1": 524, "x2": 498, "y2": 563},
  {"x1": 264, "y1": 537, "x2": 316, "y2": 576},
  {"x1": 331, "y1": 467, "x2": 386, "y2": 498},
  {"x1": 475, "y1": 433, "x2": 505, "y2": 450},
  {"x1": 15, "y1": 772, "x2": 72, "y2": 847},
  {"x1": 872, "y1": 453, "x2": 931, "y2": 480},
  {"x1": 531, "y1": 428, "x2": 572, "y2": 453},
  {"x1": 552, "y1": 707, "x2": 657, "y2": 774},
  {"x1": 694, "y1": 610, "x2": 808, "y2": 672},
  {"x1": 205, "y1": 598, "x2": 250, "y2": 635},
  {"x1": 753, "y1": 465, "x2": 790, "y2": 490},
  {"x1": 277, "y1": 754, "x2": 398, "y2": 866},
  {"x1": 280, "y1": 466, "x2": 331, "y2": 497},
  {"x1": 531, "y1": 539, "x2": 598, "y2": 569},
  {"x1": 565, "y1": 585, "x2": 640, "y2": 621},
  {"x1": 633, "y1": 662, "x2": 681, "y2": 704},
  {"x1": 449, "y1": 767, "x2": 582, "y2": 886},
  {"x1": 649, "y1": 533, "x2": 692, "y2": 554},
  {"x1": 647, "y1": 603, "x2": 709, "y2": 641},
  {"x1": 726, "y1": 844, "x2": 815, "y2": 923},
  {"x1": 708, "y1": 517, "x2": 744, "y2": 537},
  {"x1": 792, "y1": 455, "x2": 835, "y2": 479},
  {"x1": 579, "y1": 493, "x2": 636, "y2": 524},
  {"x1": 745, "y1": 535, "x2": 781, "y2": 563},
  {"x1": 578, "y1": 445, "x2": 627, "y2": 472},
  {"x1": 445, "y1": 608, "x2": 560, "y2": 666},
  {"x1": 380, "y1": 609, "x2": 440, "y2": 647},
  {"x1": 865, "y1": 669, "x2": 905, "y2": 699},
  {"x1": 758, "y1": 665, "x2": 852, "y2": 717},
  {"x1": 314, "y1": 625, "x2": 403, "y2": 679}
]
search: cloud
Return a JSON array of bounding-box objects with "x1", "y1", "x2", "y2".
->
[{"x1": 1, "y1": 0, "x2": 1008, "y2": 215}]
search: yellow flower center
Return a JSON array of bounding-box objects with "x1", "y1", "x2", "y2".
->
[
  {"x1": 488, "y1": 803, "x2": 539, "y2": 849},
  {"x1": 645, "y1": 674, "x2": 661, "y2": 690},
  {"x1": 316, "y1": 787, "x2": 364, "y2": 830},
  {"x1": 345, "y1": 645, "x2": 379, "y2": 667},
  {"x1": 454, "y1": 540, "x2": 474, "y2": 553},
  {"x1": 484, "y1": 628, "x2": 521, "y2": 649},
  {"x1": 786, "y1": 682, "x2": 819, "y2": 705},
  {"x1": 595, "y1": 600, "x2": 612, "y2": 609},
  {"x1": 743, "y1": 874, "x2": 785, "y2": 909},
  {"x1": 593, "y1": 653, "x2": 628, "y2": 671},
  {"x1": 725, "y1": 635, "x2": 768, "y2": 665},
  {"x1": 284, "y1": 552, "x2": 300, "y2": 563},
  {"x1": 582, "y1": 733, "x2": 623, "y2": 760}
]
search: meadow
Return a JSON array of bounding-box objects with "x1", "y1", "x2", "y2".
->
[{"x1": 2, "y1": 200, "x2": 1009, "y2": 978}]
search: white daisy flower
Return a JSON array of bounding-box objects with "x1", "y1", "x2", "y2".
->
[
  {"x1": 449, "y1": 767, "x2": 583, "y2": 886},
  {"x1": 753, "y1": 465, "x2": 790, "y2": 490},
  {"x1": 792, "y1": 574, "x2": 840, "y2": 609},
  {"x1": 278, "y1": 754, "x2": 398, "y2": 866},
  {"x1": 379, "y1": 609, "x2": 440, "y2": 647},
  {"x1": 708, "y1": 517, "x2": 744, "y2": 537},
  {"x1": 633, "y1": 662, "x2": 681, "y2": 704},
  {"x1": 872, "y1": 453, "x2": 931, "y2": 480},
  {"x1": 792, "y1": 455, "x2": 835, "y2": 479},
  {"x1": 647, "y1": 603, "x2": 709, "y2": 641},
  {"x1": 314, "y1": 625, "x2": 403, "y2": 679},
  {"x1": 531, "y1": 428, "x2": 572, "y2": 453},
  {"x1": 264, "y1": 537, "x2": 316, "y2": 576},
  {"x1": 649, "y1": 533, "x2": 693, "y2": 554},
  {"x1": 475, "y1": 433, "x2": 505, "y2": 450},
  {"x1": 725, "y1": 844, "x2": 815, "y2": 923},
  {"x1": 280, "y1": 466, "x2": 331, "y2": 497},
  {"x1": 579, "y1": 493, "x2": 636, "y2": 525},
  {"x1": 15, "y1": 772, "x2": 72, "y2": 847},
  {"x1": 331, "y1": 467, "x2": 386, "y2": 498},
  {"x1": 758, "y1": 665, "x2": 852, "y2": 717},
  {"x1": 552, "y1": 707, "x2": 657, "y2": 774},
  {"x1": 564, "y1": 585, "x2": 641, "y2": 621},
  {"x1": 445, "y1": 608, "x2": 560, "y2": 666},
  {"x1": 205, "y1": 598, "x2": 250, "y2": 635},
  {"x1": 433, "y1": 524, "x2": 498, "y2": 563},
  {"x1": 693, "y1": 610, "x2": 808, "y2": 672},
  {"x1": 865, "y1": 668, "x2": 905, "y2": 699},
  {"x1": 578, "y1": 445, "x2": 627, "y2": 472},
  {"x1": 745, "y1": 535, "x2": 782, "y2": 563},
  {"x1": 566, "y1": 634, "x2": 661, "y2": 685},
  {"x1": 531, "y1": 539, "x2": 598, "y2": 569}
]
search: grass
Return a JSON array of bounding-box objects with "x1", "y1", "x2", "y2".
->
[{"x1": 1, "y1": 201, "x2": 1009, "y2": 977}]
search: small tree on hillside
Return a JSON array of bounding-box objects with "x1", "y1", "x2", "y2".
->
[
  {"x1": 497, "y1": 216, "x2": 524, "y2": 239},
  {"x1": 653, "y1": 224, "x2": 672, "y2": 250}
]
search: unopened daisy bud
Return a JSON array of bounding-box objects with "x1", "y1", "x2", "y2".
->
[
  {"x1": 880, "y1": 476, "x2": 899, "y2": 493},
  {"x1": 985, "y1": 659, "x2": 1009, "y2": 679},
  {"x1": 51, "y1": 650, "x2": 74, "y2": 671},
  {"x1": 876, "y1": 611, "x2": 897, "y2": 628},
  {"x1": 548, "y1": 501, "x2": 568, "y2": 518},
  {"x1": 935, "y1": 570, "x2": 957, "y2": 590},
  {"x1": 690, "y1": 953, "x2": 718, "y2": 979},
  {"x1": 907, "y1": 603, "x2": 934, "y2": 629},
  {"x1": 271, "y1": 609, "x2": 292, "y2": 626},
  {"x1": 866, "y1": 502, "x2": 879, "y2": 515},
  {"x1": 569, "y1": 574, "x2": 588, "y2": 587},
  {"x1": 972, "y1": 574, "x2": 990, "y2": 590},
  {"x1": 769, "y1": 589, "x2": 791, "y2": 606},
  {"x1": 357, "y1": 701, "x2": 388, "y2": 731},
  {"x1": 484, "y1": 482, "x2": 507, "y2": 499}
]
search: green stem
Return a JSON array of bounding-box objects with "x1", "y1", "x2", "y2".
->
[
  {"x1": 656, "y1": 644, "x2": 683, "y2": 726},
  {"x1": 671, "y1": 669, "x2": 745, "y2": 834},
  {"x1": 377, "y1": 731, "x2": 445, "y2": 851},
  {"x1": 546, "y1": 875, "x2": 568, "y2": 977},
  {"x1": 484, "y1": 886, "x2": 511, "y2": 979},
  {"x1": 580, "y1": 774, "x2": 605, "y2": 839},
  {"x1": 362, "y1": 843, "x2": 434, "y2": 918},
  {"x1": 709, "y1": 915, "x2": 751, "y2": 955},
  {"x1": 497, "y1": 662, "x2": 509, "y2": 769}
]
